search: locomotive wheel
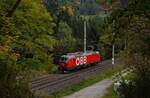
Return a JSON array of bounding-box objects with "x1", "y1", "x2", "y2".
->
[
  {"x1": 75, "y1": 66, "x2": 81, "y2": 71},
  {"x1": 81, "y1": 64, "x2": 87, "y2": 68},
  {"x1": 77, "y1": 66, "x2": 81, "y2": 69},
  {"x1": 63, "y1": 70, "x2": 70, "y2": 74},
  {"x1": 59, "y1": 69, "x2": 71, "y2": 74},
  {"x1": 58, "y1": 67, "x2": 68, "y2": 74},
  {"x1": 87, "y1": 64, "x2": 91, "y2": 67}
]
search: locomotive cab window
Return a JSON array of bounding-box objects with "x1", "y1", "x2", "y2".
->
[{"x1": 60, "y1": 56, "x2": 68, "y2": 62}]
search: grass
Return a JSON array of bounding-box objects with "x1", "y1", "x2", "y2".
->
[
  {"x1": 101, "y1": 85, "x2": 118, "y2": 98},
  {"x1": 43, "y1": 65, "x2": 124, "y2": 98}
]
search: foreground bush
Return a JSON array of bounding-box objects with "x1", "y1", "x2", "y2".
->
[{"x1": 114, "y1": 56, "x2": 150, "y2": 98}]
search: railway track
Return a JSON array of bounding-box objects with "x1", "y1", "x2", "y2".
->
[{"x1": 31, "y1": 59, "x2": 123, "y2": 95}]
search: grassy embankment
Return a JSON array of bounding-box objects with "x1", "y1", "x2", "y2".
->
[
  {"x1": 101, "y1": 85, "x2": 118, "y2": 98},
  {"x1": 45, "y1": 64, "x2": 124, "y2": 98}
]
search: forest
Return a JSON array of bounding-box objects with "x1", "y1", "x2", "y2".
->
[
  {"x1": 0, "y1": 0, "x2": 112, "y2": 73},
  {"x1": 0, "y1": 0, "x2": 150, "y2": 98}
]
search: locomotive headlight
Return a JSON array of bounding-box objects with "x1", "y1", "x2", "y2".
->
[{"x1": 96, "y1": 51, "x2": 99, "y2": 54}]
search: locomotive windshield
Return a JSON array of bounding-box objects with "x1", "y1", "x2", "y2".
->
[{"x1": 60, "y1": 56, "x2": 68, "y2": 62}]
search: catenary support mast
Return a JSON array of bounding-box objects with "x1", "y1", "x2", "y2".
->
[{"x1": 84, "y1": 20, "x2": 87, "y2": 53}]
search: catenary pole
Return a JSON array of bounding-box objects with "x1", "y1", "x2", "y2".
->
[
  {"x1": 84, "y1": 20, "x2": 87, "y2": 53},
  {"x1": 112, "y1": 44, "x2": 115, "y2": 65},
  {"x1": 112, "y1": 20, "x2": 115, "y2": 65}
]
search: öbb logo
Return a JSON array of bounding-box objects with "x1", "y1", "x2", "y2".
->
[{"x1": 76, "y1": 56, "x2": 87, "y2": 66}]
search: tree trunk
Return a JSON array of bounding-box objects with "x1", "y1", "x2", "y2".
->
[
  {"x1": 144, "y1": 11, "x2": 150, "y2": 22},
  {"x1": 7, "y1": 0, "x2": 22, "y2": 17}
]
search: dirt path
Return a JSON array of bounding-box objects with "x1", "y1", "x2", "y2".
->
[{"x1": 63, "y1": 79, "x2": 113, "y2": 98}]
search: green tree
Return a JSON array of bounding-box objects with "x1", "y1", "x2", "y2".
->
[
  {"x1": 11, "y1": 0, "x2": 55, "y2": 71},
  {"x1": 0, "y1": 8, "x2": 34, "y2": 98},
  {"x1": 44, "y1": 0, "x2": 75, "y2": 34},
  {"x1": 53, "y1": 21, "x2": 77, "y2": 63},
  {"x1": 0, "y1": 0, "x2": 57, "y2": 97},
  {"x1": 103, "y1": 0, "x2": 150, "y2": 97}
]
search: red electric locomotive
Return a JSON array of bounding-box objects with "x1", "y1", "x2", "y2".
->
[{"x1": 59, "y1": 51, "x2": 102, "y2": 71}]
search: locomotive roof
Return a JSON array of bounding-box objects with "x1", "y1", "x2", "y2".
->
[{"x1": 61, "y1": 51, "x2": 98, "y2": 59}]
